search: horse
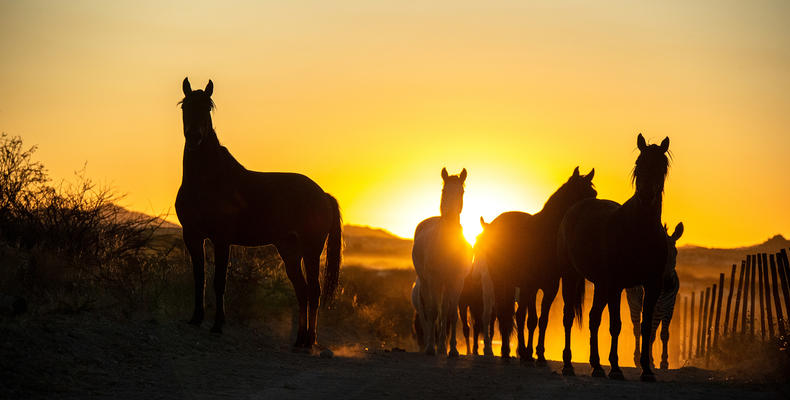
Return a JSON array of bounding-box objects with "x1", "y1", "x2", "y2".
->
[
  {"x1": 458, "y1": 220, "x2": 497, "y2": 356},
  {"x1": 557, "y1": 133, "x2": 671, "y2": 381},
  {"x1": 175, "y1": 78, "x2": 342, "y2": 350},
  {"x1": 484, "y1": 167, "x2": 596, "y2": 361},
  {"x1": 626, "y1": 222, "x2": 683, "y2": 370},
  {"x1": 411, "y1": 168, "x2": 473, "y2": 356}
]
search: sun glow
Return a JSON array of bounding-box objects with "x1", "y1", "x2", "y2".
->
[{"x1": 459, "y1": 182, "x2": 537, "y2": 246}]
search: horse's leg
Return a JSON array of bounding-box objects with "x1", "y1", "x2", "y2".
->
[
  {"x1": 640, "y1": 283, "x2": 661, "y2": 381},
  {"x1": 536, "y1": 281, "x2": 559, "y2": 366},
  {"x1": 515, "y1": 301, "x2": 528, "y2": 362},
  {"x1": 472, "y1": 314, "x2": 481, "y2": 355},
  {"x1": 495, "y1": 285, "x2": 515, "y2": 360},
  {"x1": 414, "y1": 311, "x2": 425, "y2": 351},
  {"x1": 447, "y1": 279, "x2": 464, "y2": 357},
  {"x1": 561, "y1": 275, "x2": 579, "y2": 376},
  {"x1": 210, "y1": 242, "x2": 229, "y2": 334},
  {"x1": 629, "y1": 288, "x2": 643, "y2": 367},
  {"x1": 280, "y1": 245, "x2": 308, "y2": 349},
  {"x1": 459, "y1": 305, "x2": 471, "y2": 355},
  {"x1": 184, "y1": 230, "x2": 205, "y2": 325},
  {"x1": 607, "y1": 288, "x2": 624, "y2": 379},
  {"x1": 419, "y1": 277, "x2": 438, "y2": 356},
  {"x1": 480, "y1": 266, "x2": 495, "y2": 357},
  {"x1": 589, "y1": 288, "x2": 607, "y2": 377},
  {"x1": 659, "y1": 320, "x2": 670, "y2": 370},
  {"x1": 303, "y1": 249, "x2": 322, "y2": 348}
]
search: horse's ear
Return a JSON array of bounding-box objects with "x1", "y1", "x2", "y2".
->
[
  {"x1": 660, "y1": 137, "x2": 670, "y2": 153},
  {"x1": 671, "y1": 222, "x2": 684, "y2": 241},
  {"x1": 205, "y1": 80, "x2": 214, "y2": 96},
  {"x1": 637, "y1": 133, "x2": 647, "y2": 151},
  {"x1": 183, "y1": 77, "x2": 192, "y2": 96},
  {"x1": 584, "y1": 168, "x2": 594, "y2": 182},
  {"x1": 572, "y1": 166, "x2": 580, "y2": 178},
  {"x1": 459, "y1": 168, "x2": 467, "y2": 183},
  {"x1": 479, "y1": 216, "x2": 488, "y2": 229},
  {"x1": 441, "y1": 168, "x2": 449, "y2": 181}
]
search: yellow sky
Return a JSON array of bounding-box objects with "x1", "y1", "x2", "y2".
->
[{"x1": 1, "y1": 1, "x2": 788, "y2": 247}]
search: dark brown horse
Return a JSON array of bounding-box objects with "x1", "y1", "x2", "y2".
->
[
  {"x1": 175, "y1": 78, "x2": 342, "y2": 350},
  {"x1": 558, "y1": 134, "x2": 670, "y2": 381},
  {"x1": 484, "y1": 167, "x2": 596, "y2": 361}
]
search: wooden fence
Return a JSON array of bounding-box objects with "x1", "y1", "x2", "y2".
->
[{"x1": 678, "y1": 248, "x2": 790, "y2": 365}]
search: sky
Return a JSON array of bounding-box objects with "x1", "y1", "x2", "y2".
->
[{"x1": 1, "y1": 0, "x2": 788, "y2": 247}]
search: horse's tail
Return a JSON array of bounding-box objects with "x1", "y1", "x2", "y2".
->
[
  {"x1": 322, "y1": 193, "x2": 343, "y2": 305},
  {"x1": 562, "y1": 271, "x2": 585, "y2": 327}
]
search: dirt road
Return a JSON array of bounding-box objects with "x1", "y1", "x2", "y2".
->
[{"x1": 1, "y1": 314, "x2": 786, "y2": 399}]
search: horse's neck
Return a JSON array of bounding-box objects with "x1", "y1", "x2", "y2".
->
[
  {"x1": 181, "y1": 130, "x2": 239, "y2": 186},
  {"x1": 620, "y1": 194, "x2": 663, "y2": 227},
  {"x1": 536, "y1": 194, "x2": 571, "y2": 227},
  {"x1": 439, "y1": 213, "x2": 461, "y2": 227}
]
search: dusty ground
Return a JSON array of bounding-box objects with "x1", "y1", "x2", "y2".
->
[{"x1": 1, "y1": 314, "x2": 787, "y2": 399}]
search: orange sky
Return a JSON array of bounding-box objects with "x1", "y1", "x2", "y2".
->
[{"x1": 1, "y1": 1, "x2": 789, "y2": 247}]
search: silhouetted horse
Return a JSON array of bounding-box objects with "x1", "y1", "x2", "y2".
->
[
  {"x1": 412, "y1": 168, "x2": 473, "y2": 356},
  {"x1": 175, "y1": 78, "x2": 342, "y2": 350},
  {"x1": 484, "y1": 167, "x2": 596, "y2": 361},
  {"x1": 626, "y1": 222, "x2": 683, "y2": 370},
  {"x1": 458, "y1": 221, "x2": 497, "y2": 356},
  {"x1": 558, "y1": 134, "x2": 671, "y2": 381}
]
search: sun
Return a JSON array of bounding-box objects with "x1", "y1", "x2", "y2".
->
[{"x1": 459, "y1": 184, "x2": 535, "y2": 246}]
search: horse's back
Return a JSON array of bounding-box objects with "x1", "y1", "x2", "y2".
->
[{"x1": 177, "y1": 169, "x2": 333, "y2": 245}]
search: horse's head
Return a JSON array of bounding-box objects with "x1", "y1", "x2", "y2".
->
[
  {"x1": 180, "y1": 77, "x2": 215, "y2": 150},
  {"x1": 633, "y1": 133, "x2": 670, "y2": 207},
  {"x1": 546, "y1": 166, "x2": 597, "y2": 213},
  {"x1": 663, "y1": 222, "x2": 684, "y2": 279},
  {"x1": 440, "y1": 167, "x2": 466, "y2": 218}
]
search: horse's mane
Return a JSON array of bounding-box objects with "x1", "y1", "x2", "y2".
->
[
  {"x1": 541, "y1": 176, "x2": 594, "y2": 217},
  {"x1": 631, "y1": 146, "x2": 670, "y2": 191}
]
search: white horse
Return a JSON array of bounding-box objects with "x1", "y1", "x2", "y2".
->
[{"x1": 411, "y1": 168, "x2": 473, "y2": 356}]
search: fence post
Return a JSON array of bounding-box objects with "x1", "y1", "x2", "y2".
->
[
  {"x1": 757, "y1": 254, "x2": 766, "y2": 341},
  {"x1": 696, "y1": 289, "x2": 704, "y2": 358},
  {"x1": 750, "y1": 254, "x2": 757, "y2": 337},
  {"x1": 778, "y1": 250, "x2": 790, "y2": 321},
  {"x1": 741, "y1": 255, "x2": 751, "y2": 334},
  {"x1": 713, "y1": 273, "x2": 724, "y2": 348},
  {"x1": 700, "y1": 287, "x2": 710, "y2": 357},
  {"x1": 688, "y1": 291, "x2": 695, "y2": 360},
  {"x1": 706, "y1": 284, "x2": 716, "y2": 356},
  {"x1": 732, "y1": 260, "x2": 746, "y2": 334},
  {"x1": 762, "y1": 254, "x2": 775, "y2": 340},
  {"x1": 681, "y1": 295, "x2": 688, "y2": 362},
  {"x1": 723, "y1": 264, "x2": 736, "y2": 335},
  {"x1": 770, "y1": 254, "x2": 787, "y2": 338}
]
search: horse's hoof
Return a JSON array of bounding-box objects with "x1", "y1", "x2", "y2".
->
[
  {"x1": 591, "y1": 367, "x2": 606, "y2": 378},
  {"x1": 520, "y1": 357, "x2": 535, "y2": 367},
  {"x1": 425, "y1": 348, "x2": 436, "y2": 356},
  {"x1": 660, "y1": 362, "x2": 669, "y2": 371},
  {"x1": 501, "y1": 354, "x2": 511, "y2": 363},
  {"x1": 536, "y1": 358, "x2": 548, "y2": 367},
  {"x1": 640, "y1": 372, "x2": 656, "y2": 382},
  {"x1": 187, "y1": 315, "x2": 203, "y2": 326},
  {"x1": 448, "y1": 348, "x2": 459, "y2": 358},
  {"x1": 608, "y1": 369, "x2": 625, "y2": 380},
  {"x1": 562, "y1": 366, "x2": 575, "y2": 376},
  {"x1": 210, "y1": 325, "x2": 223, "y2": 334}
]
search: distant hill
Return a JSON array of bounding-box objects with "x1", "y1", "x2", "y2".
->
[
  {"x1": 141, "y1": 211, "x2": 787, "y2": 275},
  {"x1": 675, "y1": 235, "x2": 790, "y2": 289}
]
